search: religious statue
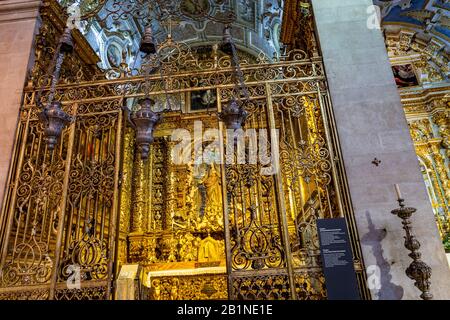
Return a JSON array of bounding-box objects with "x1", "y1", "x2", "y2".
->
[
  {"x1": 192, "y1": 164, "x2": 223, "y2": 231},
  {"x1": 186, "y1": 163, "x2": 201, "y2": 219},
  {"x1": 203, "y1": 165, "x2": 222, "y2": 217},
  {"x1": 151, "y1": 279, "x2": 161, "y2": 300},
  {"x1": 170, "y1": 279, "x2": 179, "y2": 300},
  {"x1": 165, "y1": 158, "x2": 224, "y2": 234},
  {"x1": 167, "y1": 237, "x2": 178, "y2": 262}
]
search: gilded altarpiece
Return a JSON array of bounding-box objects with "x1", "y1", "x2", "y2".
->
[{"x1": 385, "y1": 29, "x2": 450, "y2": 243}]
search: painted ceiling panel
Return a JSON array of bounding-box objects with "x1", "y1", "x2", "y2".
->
[
  {"x1": 374, "y1": 0, "x2": 450, "y2": 40},
  {"x1": 59, "y1": 0, "x2": 283, "y2": 73}
]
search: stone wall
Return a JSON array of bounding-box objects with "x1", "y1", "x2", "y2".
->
[
  {"x1": 0, "y1": 0, "x2": 40, "y2": 209},
  {"x1": 311, "y1": 0, "x2": 450, "y2": 299}
]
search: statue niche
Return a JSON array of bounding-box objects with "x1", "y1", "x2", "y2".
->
[{"x1": 177, "y1": 162, "x2": 223, "y2": 232}]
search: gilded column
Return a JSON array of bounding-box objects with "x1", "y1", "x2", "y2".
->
[
  {"x1": 118, "y1": 129, "x2": 134, "y2": 263},
  {"x1": 129, "y1": 144, "x2": 151, "y2": 263},
  {"x1": 429, "y1": 142, "x2": 450, "y2": 203},
  {"x1": 409, "y1": 118, "x2": 449, "y2": 216},
  {"x1": 430, "y1": 103, "x2": 450, "y2": 204},
  {"x1": 433, "y1": 109, "x2": 450, "y2": 160},
  {"x1": 147, "y1": 144, "x2": 154, "y2": 232},
  {"x1": 131, "y1": 152, "x2": 147, "y2": 234},
  {"x1": 165, "y1": 138, "x2": 177, "y2": 230},
  {"x1": 161, "y1": 138, "x2": 178, "y2": 263},
  {"x1": 167, "y1": 141, "x2": 177, "y2": 230},
  {"x1": 416, "y1": 151, "x2": 447, "y2": 234}
]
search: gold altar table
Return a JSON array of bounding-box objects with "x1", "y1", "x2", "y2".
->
[{"x1": 143, "y1": 265, "x2": 228, "y2": 300}]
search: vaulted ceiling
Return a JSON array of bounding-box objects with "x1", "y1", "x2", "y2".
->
[
  {"x1": 58, "y1": 0, "x2": 449, "y2": 76},
  {"x1": 375, "y1": 0, "x2": 450, "y2": 43},
  {"x1": 59, "y1": 0, "x2": 284, "y2": 72}
]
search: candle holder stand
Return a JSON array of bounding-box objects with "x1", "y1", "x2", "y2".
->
[{"x1": 391, "y1": 198, "x2": 433, "y2": 300}]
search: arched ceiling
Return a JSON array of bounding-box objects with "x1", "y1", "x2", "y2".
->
[
  {"x1": 375, "y1": 0, "x2": 450, "y2": 45},
  {"x1": 375, "y1": 1, "x2": 449, "y2": 88},
  {"x1": 59, "y1": 0, "x2": 284, "y2": 72}
]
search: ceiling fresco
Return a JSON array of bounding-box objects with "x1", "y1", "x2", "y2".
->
[
  {"x1": 58, "y1": 0, "x2": 448, "y2": 76},
  {"x1": 59, "y1": 0, "x2": 283, "y2": 73},
  {"x1": 374, "y1": 0, "x2": 450, "y2": 41}
]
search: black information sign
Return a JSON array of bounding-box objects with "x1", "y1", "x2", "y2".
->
[{"x1": 317, "y1": 218, "x2": 360, "y2": 300}]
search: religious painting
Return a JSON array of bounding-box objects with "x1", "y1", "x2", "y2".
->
[
  {"x1": 392, "y1": 64, "x2": 419, "y2": 88},
  {"x1": 188, "y1": 88, "x2": 218, "y2": 112},
  {"x1": 106, "y1": 44, "x2": 122, "y2": 68}
]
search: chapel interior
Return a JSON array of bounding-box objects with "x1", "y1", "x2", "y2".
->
[{"x1": 0, "y1": 0, "x2": 448, "y2": 300}]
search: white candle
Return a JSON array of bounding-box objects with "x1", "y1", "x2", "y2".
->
[{"x1": 394, "y1": 184, "x2": 402, "y2": 200}]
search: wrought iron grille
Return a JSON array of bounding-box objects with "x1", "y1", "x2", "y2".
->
[{"x1": 0, "y1": 47, "x2": 369, "y2": 300}]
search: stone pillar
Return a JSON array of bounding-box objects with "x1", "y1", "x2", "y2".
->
[
  {"x1": 0, "y1": 0, "x2": 40, "y2": 209},
  {"x1": 311, "y1": 0, "x2": 450, "y2": 299}
]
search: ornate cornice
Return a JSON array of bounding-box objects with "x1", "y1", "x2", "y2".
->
[
  {"x1": 400, "y1": 86, "x2": 449, "y2": 118},
  {"x1": 0, "y1": 0, "x2": 41, "y2": 12},
  {"x1": 400, "y1": 85, "x2": 450, "y2": 99},
  {"x1": 0, "y1": 0, "x2": 41, "y2": 23},
  {"x1": 25, "y1": 0, "x2": 104, "y2": 88}
]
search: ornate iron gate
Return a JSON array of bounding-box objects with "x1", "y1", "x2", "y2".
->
[
  {"x1": 0, "y1": 98, "x2": 123, "y2": 299},
  {"x1": 220, "y1": 57, "x2": 349, "y2": 299},
  {"x1": 0, "y1": 48, "x2": 369, "y2": 300}
]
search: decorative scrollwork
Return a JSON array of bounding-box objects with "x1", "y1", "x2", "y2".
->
[
  {"x1": 58, "y1": 225, "x2": 109, "y2": 281},
  {"x1": 99, "y1": 0, "x2": 236, "y2": 27},
  {"x1": 1, "y1": 119, "x2": 67, "y2": 288},
  {"x1": 230, "y1": 205, "x2": 284, "y2": 270},
  {"x1": 54, "y1": 284, "x2": 108, "y2": 300},
  {"x1": 0, "y1": 230, "x2": 53, "y2": 287},
  {"x1": 294, "y1": 271, "x2": 326, "y2": 300},
  {"x1": 0, "y1": 288, "x2": 50, "y2": 300},
  {"x1": 232, "y1": 274, "x2": 291, "y2": 300}
]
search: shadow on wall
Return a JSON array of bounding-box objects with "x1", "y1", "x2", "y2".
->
[{"x1": 361, "y1": 211, "x2": 404, "y2": 300}]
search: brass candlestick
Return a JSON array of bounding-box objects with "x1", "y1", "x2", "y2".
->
[{"x1": 391, "y1": 185, "x2": 433, "y2": 300}]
